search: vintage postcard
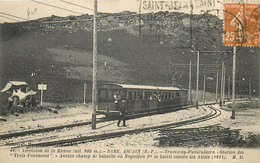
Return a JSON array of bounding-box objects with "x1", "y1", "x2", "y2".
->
[{"x1": 0, "y1": 0, "x2": 259, "y2": 163}]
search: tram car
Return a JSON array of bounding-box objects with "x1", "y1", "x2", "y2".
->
[{"x1": 97, "y1": 83, "x2": 188, "y2": 118}]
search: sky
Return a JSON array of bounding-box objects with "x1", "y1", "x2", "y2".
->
[
  {"x1": 0, "y1": 0, "x2": 226, "y2": 23},
  {"x1": 0, "y1": 0, "x2": 140, "y2": 23},
  {"x1": 0, "y1": 0, "x2": 259, "y2": 23}
]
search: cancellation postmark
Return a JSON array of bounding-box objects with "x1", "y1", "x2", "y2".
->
[{"x1": 224, "y1": 0, "x2": 260, "y2": 47}]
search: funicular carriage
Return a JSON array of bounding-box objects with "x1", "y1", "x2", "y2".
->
[{"x1": 97, "y1": 83, "x2": 188, "y2": 118}]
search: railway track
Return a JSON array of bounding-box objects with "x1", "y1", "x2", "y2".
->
[
  {"x1": 0, "y1": 102, "x2": 216, "y2": 140},
  {"x1": 1, "y1": 104, "x2": 222, "y2": 148}
]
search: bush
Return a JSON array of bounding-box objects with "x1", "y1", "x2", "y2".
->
[{"x1": 219, "y1": 133, "x2": 260, "y2": 148}]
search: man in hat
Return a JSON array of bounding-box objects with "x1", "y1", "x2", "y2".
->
[{"x1": 117, "y1": 100, "x2": 126, "y2": 127}]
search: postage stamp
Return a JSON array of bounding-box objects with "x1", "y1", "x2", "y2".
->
[{"x1": 224, "y1": 1, "x2": 260, "y2": 46}]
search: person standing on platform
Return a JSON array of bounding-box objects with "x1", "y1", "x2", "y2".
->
[
  {"x1": 114, "y1": 91, "x2": 121, "y2": 111},
  {"x1": 117, "y1": 100, "x2": 126, "y2": 127}
]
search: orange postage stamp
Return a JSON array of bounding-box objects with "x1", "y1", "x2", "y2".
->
[{"x1": 224, "y1": 1, "x2": 259, "y2": 47}]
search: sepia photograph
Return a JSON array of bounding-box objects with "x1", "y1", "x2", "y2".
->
[{"x1": 0, "y1": 0, "x2": 259, "y2": 162}]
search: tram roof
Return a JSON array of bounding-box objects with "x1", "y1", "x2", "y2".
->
[{"x1": 99, "y1": 83, "x2": 185, "y2": 91}]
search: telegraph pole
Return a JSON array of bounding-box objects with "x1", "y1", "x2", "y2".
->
[
  {"x1": 188, "y1": 61, "x2": 192, "y2": 105},
  {"x1": 172, "y1": 60, "x2": 220, "y2": 107},
  {"x1": 83, "y1": 83, "x2": 87, "y2": 104},
  {"x1": 223, "y1": 66, "x2": 226, "y2": 105},
  {"x1": 231, "y1": 46, "x2": 236, "y2": 119},
  {"x1": 220, "y1": 61, "x2": 224, "y2": 107},
  {"x1": 216, "y1": 72, "x2": 218, "y2": 102},
  {"x1": 190, "y1": 50, "x2": 230, "y2": 108},
  {"x1": 228, "y1": 75, "x2": 230, "y2": 101},
  {"x1": 196, "y1": 51, "x2": 199, "y2": 109},
  {"x1": 92, "y1": 0, "x2": 97, "y2": 129},
  {"x1": 249, "y1": 76, "x2": 251, "y2": 100},
  {"x1": 203, "y1": 72, "x2": 206, "y2": 104}
]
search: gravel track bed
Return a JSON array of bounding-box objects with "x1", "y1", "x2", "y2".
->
[{"x1": 1, "y1": 107, "x2": 210, "y2": 147}]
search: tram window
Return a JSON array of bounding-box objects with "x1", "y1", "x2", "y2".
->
[
  {"x1": 165, "y1": 92, "x2": 168, "y2": 99},
  {"x1": 108, "y1": 90, "x2": 114, "y2": 101},
  {"x1": 144, "y1": 92, "x2": 149, "y2": 100},
  {"x1": 149, "y1": 92, "x2": 153, "y2": 100},
  {"x1": 121, "y1": 90, "x2": 126, "y2": 100},
  {"x1": 153, "y1": 92, "x2": 157, "y2": 98},
  {"x1": 176, "y1": 92, "x2": 180, "y2": 97},
  {"x1": 139, "y1": 91, "x2": 143, "y2": 100},
  {"x1": 128, "y1": 91, "x2": 133, "y2": 100},
  {"x1": 133, "y1": 91, "x2": 137, "y2": 100},
  {"x1": 99, "y1": 90, "x2": 106, "y2": 100},
  {"x1": 171, "y1": 92, "x2": 174, "y2": 99}
]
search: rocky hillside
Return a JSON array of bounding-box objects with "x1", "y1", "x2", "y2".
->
[{"x1": 0, "y1": 11, "x2": 259, "y2": 104}]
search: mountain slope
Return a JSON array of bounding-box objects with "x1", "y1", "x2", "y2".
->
[{"x1": 0, "y1": 11, "x2": 259, "y2": 105}]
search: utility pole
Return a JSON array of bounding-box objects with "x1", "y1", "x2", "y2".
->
[
  {"x1": 223, "y1": 66, "x2": 226, "y2": 105},
  {"x1": 202, "y1": 66, "x2": 207, "y2": 104},
  {"x1": 220, "y1": 61, "x2": 224, "y2": 107},
  {"x1": 196, "y1": 51, "x2": 199, "y2": 109},
  {"x1": 231, "y1": 46, "x2": 236, "y2": 119},
  {"x1": 190, "y1": 50, "x2": 230, "y2": 108},
  {"x1": 92, "y1": 0, "x2": 97, "y2": 129},
  {"x1": 249, "y1": 76, "x2": 251, "y2": 100},
  {"x1": 228, "y1": 75, "x2": 230, "y2": 101},
  {"x1": 188, "y1": 61, "x2": 192, "y2": 105},
  {"x1": 83, "y1": 83, "x2": 87, "y2": 104},
  {"x1": 172, "y1": 62, "x2": 219, "y2": 106},
  {"x1": 203, "y1": 72, "x2": 206, "y2": 104},
  {"x1": 216, "y1": 72, "x2": 218, "y2": 102}
]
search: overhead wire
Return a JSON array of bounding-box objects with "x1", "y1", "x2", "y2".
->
[
  {"x1": 0, "y1": 12, "x2": 28, "y2": 21},
  {"x1": 31, "y1": 0, "x2": 85, "y2": 15},
  {"x1": 59, "y1": 0, "x2": 94, "y2": 11},
  {"x1": 0, "y1": 15, "x2": 22, "y2": 22}
]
